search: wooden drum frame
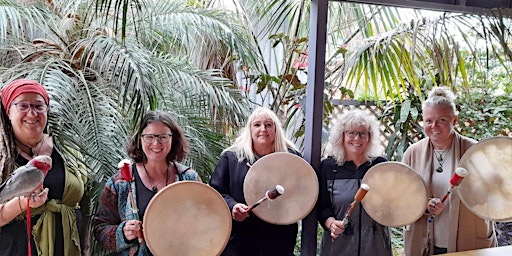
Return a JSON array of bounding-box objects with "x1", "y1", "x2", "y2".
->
[
  {"x1": 361, "y1": 161, "x2": 428, "y2": 227},
  {"x1": 458, "y1": 136, "x2": 512, "y2": 222},
  {"x1": 143, "y1": 181, "x2": 231, "y2": 256},
  {"x1": 243, "y1": 152, "x2": 319, "y2": 225}
]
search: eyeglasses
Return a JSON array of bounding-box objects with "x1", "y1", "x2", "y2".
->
[
  {"x1": 344, "y1": 131, "x2": 370, "y2": 139},
  {"x1": 141, "y1": 134, "x2": 173, "y2": 143},
  {"x1": 11, "y1": 102, "x2": 48, "y2": 113}
]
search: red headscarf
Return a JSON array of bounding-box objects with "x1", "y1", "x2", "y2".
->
[{"x1": 1, "y1": 79, "x2": 50, "y2": 115}]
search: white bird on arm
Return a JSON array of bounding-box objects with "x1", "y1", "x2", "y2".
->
[{"x1": 0, "y1": 155, "x2": 52, "y2": 203}]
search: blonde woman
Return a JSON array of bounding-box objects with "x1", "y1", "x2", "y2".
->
[
  {"x1": 209, "y1": 107, "x2": 300, "y2": 256},
  {"x1": 402, "y1": 87, "x2": 496, "y2": 255}
]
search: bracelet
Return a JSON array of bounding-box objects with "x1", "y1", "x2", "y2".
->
[{"x1": 18, "y1": 197, "x2": 23, "y2": 212}]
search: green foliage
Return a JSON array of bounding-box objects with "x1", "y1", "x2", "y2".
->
[
  {"x1": 391, "y1": 227, "x2": 404, "y2": 255},
  {"x1": 457, "y1": 86, "x2": 512, "y2": 139},
  {"x1": 294, "y1": 223, "x2": 324, "y2": 255},
  {"x1": 0, "y1": 1, "x2": 261, "y2": 255},
  {"x1": 380, "y1": 85, "x2": 425, "y2": 161},
  {"x1": 243, "y1": 32, "x2": 337, "y2": 148}
]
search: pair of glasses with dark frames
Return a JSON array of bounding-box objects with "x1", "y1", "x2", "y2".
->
[
  {"x1": 11, "y1": 102, "x2": 48, "y2": 113},
  {"x1": 344, "y1": 131, "x2": 370, "y2": 139},
  {"x1": 141, "y1": 134, "x2": 173, "y2": 143}
]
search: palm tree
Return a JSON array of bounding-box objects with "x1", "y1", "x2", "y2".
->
[
  {"x1": 0, "y1": 0, "x2": 263, "y2": 253},
  {"x1": 236, "y1": 0, "x2": 512, "y2": 158},
  {"x1": 232, "y1": 1, "x2": 512, "y2": 254}
]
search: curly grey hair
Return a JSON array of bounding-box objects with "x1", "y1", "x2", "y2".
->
[{"x1": 325, "y1": 109, "x2": 383, "y2": 165}]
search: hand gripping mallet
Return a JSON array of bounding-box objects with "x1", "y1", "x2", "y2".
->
[
  {"x1": 428, "y1": 167, "x2": 469, "y2": 222},
  {"x1": 119, "y1": 159, "x2": 145, "y2": 244},
  {"x1": 338, "y1": 184, "x2": 370, "y2": 237},
  {"x1": 330, "y1": 183, "x2": 369, "y2": 244}
]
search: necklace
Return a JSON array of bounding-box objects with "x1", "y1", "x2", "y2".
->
[
  {"x1": 16, "y1": 136, "x2": 44, "y2": 158},
  {"x1": 434, "y1": 149, "x2": 449, "y2": 173},
  {"x1": 143, "y1": 162, "x2": 169, "y2": 192}
]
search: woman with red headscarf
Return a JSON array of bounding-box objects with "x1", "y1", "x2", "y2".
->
[{"x1": 0, "y1": 79, "x2": 86, "y2": 256}]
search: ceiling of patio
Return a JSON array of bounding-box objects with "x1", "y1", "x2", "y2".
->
[{"x1": 336, "y1": 0, "x2": 512, "y2": 17}]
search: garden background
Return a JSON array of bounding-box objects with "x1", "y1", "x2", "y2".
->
[{"x1": 0, "y1": 0, "x2": 511, "y2": 255}]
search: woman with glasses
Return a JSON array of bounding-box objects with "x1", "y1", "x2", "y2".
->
[
  {"x1": 402, "y1": 87, "x2": 496, "y2": 255},
  {"x1": 93, "y1": 110, "x2": 200, "y2": 255},
  {"x1": 0, "y1": 79, "x2": 86, "y2": 256},
  {"x1": 209, "y1": 107, "x2": 301, "y2": 256},
  {"x1": 317, "y1": 109, "x2": 391, "y2": 256}
]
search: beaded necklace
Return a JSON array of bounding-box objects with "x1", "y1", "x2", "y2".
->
[{"x1": 16, "y1": 136, "x2": 44, "y2": 158}]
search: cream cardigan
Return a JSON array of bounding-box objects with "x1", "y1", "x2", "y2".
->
[{"x1": 402, "y1": 132, "x2": 496, "y2": 255}]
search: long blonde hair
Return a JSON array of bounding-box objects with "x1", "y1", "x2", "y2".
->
[{"x1": 224, "y1": 107, "x2": 297, "y2": 163}]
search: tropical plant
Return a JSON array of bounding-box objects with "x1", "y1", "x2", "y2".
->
[
  {"x1": 230, "y1": 1, "x2": 512, "y2": 254},
  {"x1": 457, "y1": 81, "x2": 512, "y2": 139},
  {"x1": 0, "y1": 0, "x2": 263, "y2": 254},
  {"x1": 248, "y1": 1, "x2": 512, "y2": 113}
]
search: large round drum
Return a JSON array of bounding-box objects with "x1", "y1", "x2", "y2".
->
[
  {"x1": 143, "y1": 181, "x2": 231, "y2": 256},
  {"x1": 458, "y1": 136, "x2": 512, "y2": 222},
  {"x1": 243, "y1": 152, "x2": 318, "y2": 225},
  {"x1": 361, "y1": 161, "x2": 428, "y2": 227}
]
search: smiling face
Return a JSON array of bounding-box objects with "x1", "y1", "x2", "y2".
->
[
  {"x1": 343, "y1": 125, "x2": 370, "y2": 161},
  {"x1": 141, "y1": 121, "x2": 172, "y2": 162},
  {"x1": 250, "y1": 114, "x2": 276, "y2": 155},
  {"x1": 8, "y1": 93, "x2": 48, "y2": 142},
  {"x1": 423, "y1": 104, "x2": 458, "y2": 149}
]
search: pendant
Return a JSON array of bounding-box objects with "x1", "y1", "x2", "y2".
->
[{"x1": 436, "y1": 166, "x2": 443, "y2": 173}]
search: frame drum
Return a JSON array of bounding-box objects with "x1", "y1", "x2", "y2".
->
[
  {"x1": 361, "y1": 161, "x2": 428, "y2": 227},
  {"x1": 243, "y1": 152, "x2": 318, "y2": 225},
  {"x1": 458, "y1": 136, "x2": 512, "y2": 222},
  {"x1": 143, "y1": 181, "x2": 231, "y2": 256}
]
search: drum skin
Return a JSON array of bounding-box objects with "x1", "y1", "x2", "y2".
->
[
  {"x1": 361, "y1": 161, "x2": 428, "y2": 227},
  {"x1": 458, "y1": 136, "x2": 512, "y2": 222},
  {"x1": 243, "y1": 152, "x2": 319, "y2": 225},
  {"x1": 143, "y1": 181, "x2": 231, "y2": 256}
]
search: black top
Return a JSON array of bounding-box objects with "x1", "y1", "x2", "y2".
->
[
  {"x1": 0, "y1": 150, "x2": 82, "y2": 256},
  {"x1": 209, "y1": 149, "x2": 301, "y2": 256},
  {"x1": 316, "y1": 156, "x2": 391, "y2": 256}
]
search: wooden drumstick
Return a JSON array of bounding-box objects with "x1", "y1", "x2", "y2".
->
[
  {"x1": 331, "y1": 184, "x2": 369, "y2": 242},
  {"x1": 248, "y1": 185, "x2": 285, "y2": 212},
  {"x1": 429, "y1": 167, "x2": 469, "y2": 222},
  {"x1": 119, "y1": 160, "x2": 144, "y2": 244},
  {"x1": 440, "y1": 167, "x2": 469, "y2": 203},
  {"x1": 340, "y1": 184, "x2": 370, "y2": 229}
]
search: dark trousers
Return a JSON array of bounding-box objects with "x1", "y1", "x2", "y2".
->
[{"x1": 434, "y1": 246, "x2": 447, "y2": 255}]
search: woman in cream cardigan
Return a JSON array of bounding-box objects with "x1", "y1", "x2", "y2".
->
[{"x1": 402, "y1": 86, "x2": 496, "y2": 255}]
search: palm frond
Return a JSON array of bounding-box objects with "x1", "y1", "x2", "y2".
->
[{"x1": 143, "y1": 1, "x2": 263, "y2": 71}]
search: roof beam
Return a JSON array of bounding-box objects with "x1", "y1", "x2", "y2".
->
[{"x1": 331, "y1": 0, "x2": 512, "y2": 17}]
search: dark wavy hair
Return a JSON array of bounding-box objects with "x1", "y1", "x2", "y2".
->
[{"x1": 127, "y1": 110, "x2": 188, "y2": 163}]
